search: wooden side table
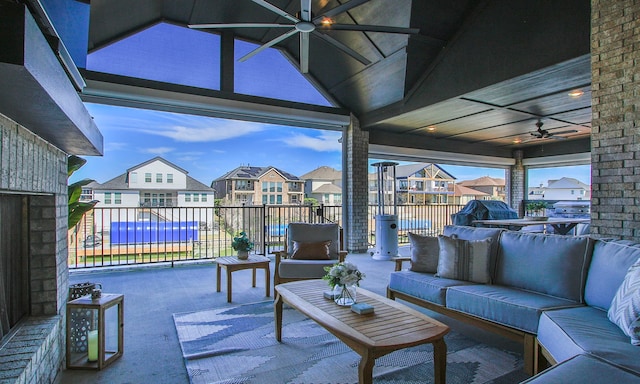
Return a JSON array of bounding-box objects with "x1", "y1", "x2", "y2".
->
[{"x1": 215, "y1": 254, "x2": 271, "y2": 302}]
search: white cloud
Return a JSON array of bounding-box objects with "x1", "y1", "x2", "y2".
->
[
  {"x1": 142, "y1": 147, "x2": 175, "y2": 155},
  {"x1": 281, "y1": 131, "x2": 342, "y2": 152},
  {"x1": 139, "y1": 120, "x2": 266, "y2": 142}
]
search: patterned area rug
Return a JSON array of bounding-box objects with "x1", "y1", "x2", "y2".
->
[{"x1": 173, "y1": 301, "x2": 528, "y2": 384}]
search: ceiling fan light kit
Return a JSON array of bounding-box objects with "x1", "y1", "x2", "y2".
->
[{"x1": 189, "y1": 0, "x2": 419, "y2": 73}]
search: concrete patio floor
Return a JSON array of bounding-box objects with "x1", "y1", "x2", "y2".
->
[{"x1": 59, "y1": 250, "x2": 522, "y2": 384}]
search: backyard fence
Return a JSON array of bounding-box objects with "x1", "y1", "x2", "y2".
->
[{"x1": 68, "y1": 203, "x2": 465, "y2": 269}]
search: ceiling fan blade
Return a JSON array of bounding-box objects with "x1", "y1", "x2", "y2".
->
[
  {"x1": 314, "y1": 0, "x2": 370, "y2": 21},
  {"x1": 251, "y1": 0, "x2": 299, "y2": 23},
  {"x1": 239, "y1": 28, "x2": 299, "y2": 62},
  {"x1": 550, "y1": 130, "x2": 579, "y2": 136},
  {"x1": 312, "y1": 31, "x2": 371, "y2": 65},
  {"x1": 188, "y1": 23, "x2": 293, "y2": 29},
  {"x1": 300, "y1": 32, "x2": 310, "y2": 73},
  {"x1": 321, "y1": 24, "x2": 420, "y2": 35},
  {"x1": 300, "y1": 0, "x2": 312, "y2": 22},
  {"x1": 549, "y1": 135, "x2": 569, "y2": 140}
]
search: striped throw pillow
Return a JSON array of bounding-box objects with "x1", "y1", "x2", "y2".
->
[{"x1": 608, "y1": 258, "x2": 640, "y2": 345}]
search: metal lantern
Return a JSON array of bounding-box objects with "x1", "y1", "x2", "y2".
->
[{"x1": 66, "y1": 293, "x2": 124, "y2": 370}]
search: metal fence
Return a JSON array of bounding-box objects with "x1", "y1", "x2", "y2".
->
[{"x1": 68, "y1": 203, "x2": 465, "y2": 269}]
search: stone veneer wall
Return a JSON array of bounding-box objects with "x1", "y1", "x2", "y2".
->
[
  {"x1": 0, "y1": 112, "x2": 68, "y2": 383},
  {"x1": 591, "y1": 0, "x2": 640, "y2": 239},
  {"x1": 345, "y1": 115, "x2": 370, "y2": 253}
]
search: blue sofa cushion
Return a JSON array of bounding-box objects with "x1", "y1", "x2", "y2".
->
[
  {"x1": 537, "y1": 306, "x2": 640, "y2": 375},
  {"x1": 585, "y1": 240, "x2": 640, "y2": 310},
  {"x1": 494, "y1": 231, "x2": 591, "y2": 302},
  {"x1": 388, "y1": 271, "x2": 473, "y2": 306},
  {"x1": 521, "y1": 354, "x2": 640, "y2": 384},
  {"x1": 608, "y1": 258, "x2": 640, "y2": 345},
  {"x1": 445, "y1": 284, "x2": 581, "y2": 333}
]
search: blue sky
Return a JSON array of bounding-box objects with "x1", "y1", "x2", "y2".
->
[{"x1": 70, "y1": 22, "x2": 591, "y2": 189}]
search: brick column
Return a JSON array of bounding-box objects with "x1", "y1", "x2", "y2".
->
[
  {"x1": 508, "y1": 150, "x2": 526, "y2": 215},
  {"x1": 344, "y1": 115, "x2": 369, "y2": 252},
  {"x1": 591, "y1": 0, "x2": 640, "y2": 239}
]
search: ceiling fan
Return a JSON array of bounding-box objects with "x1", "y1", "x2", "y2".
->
[
  {"x1": 188, "y1": 0, "x2": 420, "y2": 73},
  {"x1": 528, "y1": 120, "x2": 578, "y2": 140}
]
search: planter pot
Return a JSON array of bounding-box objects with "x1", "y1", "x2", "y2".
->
[{"x1": 237, "y1": 250, "x2": 249, "y2": 260}]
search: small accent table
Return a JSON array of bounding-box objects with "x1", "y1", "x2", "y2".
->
[{"x1": 215, "y1": 254, "x2": 271, "y2": 302}]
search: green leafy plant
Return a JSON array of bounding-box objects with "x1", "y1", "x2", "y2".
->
[
  {"x1": 231, "y1": 231, "x2": 254, "y2": 252},
  {"x1": 526, "y1": 201, "x2": 548, "y2": 216},
  {"x1": 68, "y1": 155, "x2": 99, "y2": 229}
]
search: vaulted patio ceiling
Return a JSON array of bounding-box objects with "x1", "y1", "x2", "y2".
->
[{"x1": 84, "y1": 0, "x2": 592, "y2": 165}]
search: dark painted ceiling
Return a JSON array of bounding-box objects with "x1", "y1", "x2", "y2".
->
[{"x1": 84, "y1": 0, "x2": 592, "y2": 164}]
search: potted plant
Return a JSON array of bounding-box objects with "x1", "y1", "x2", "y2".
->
[
  {"x1": 323, "y1": 262, "x2": 365, "y2": 306},
  {"x1": 232, "y1": 231, "x2": 254, "y2": 260},
  {"x1": 526, "y1": 201, "x2": 548, "y2": 220}
]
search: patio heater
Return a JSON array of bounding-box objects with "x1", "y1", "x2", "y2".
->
[{"x1": 372, "y1": 161, "x2": 399, "y2": 260}]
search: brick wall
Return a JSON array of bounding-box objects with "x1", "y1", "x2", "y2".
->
[
  {"x1": 509, "y1": 150, "x2": 525, "y2": 215},
  {"x1": 0, "y1": 113, "x2": 68, "y2": 383},
  {"x1": 345, "y1": 115, "x2": 370, "y2": 252},
  {"x1": 591, "y1": 0, "x2": 640, "y2": 239}
]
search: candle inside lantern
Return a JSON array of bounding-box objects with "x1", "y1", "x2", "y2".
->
[{"x1": 88, "y1": 330, "x2": 98, "y2": 362}]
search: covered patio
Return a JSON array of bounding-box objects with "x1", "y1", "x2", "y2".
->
[
  {"x1": 60, "y1": 251, "x2": 524, "y2": 383},
  {"x1": 0, "y1": 0, "x2": 637, "y2": 383}
]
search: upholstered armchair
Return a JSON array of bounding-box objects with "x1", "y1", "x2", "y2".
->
[{"x1": 273, "y1": 222, "x2": 347, "y2": 286}]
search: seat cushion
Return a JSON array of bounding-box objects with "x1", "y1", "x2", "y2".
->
[
  {"x1": 494, "y1": 231, "x2": 591, "y2": 302},
  {"x1": 537, "y1": 306, "x2": 640, "y2": 374},
  {"x1": 521, "y1": 354, "x2": 640, "y2": 384},
  {"x1": 287, "y1": 223, "x2": 340, "y2": 259},
  {"x1": 585, "y1": 240, "x2": 640, "y2": 310},
  {"x1": 278, "y1": 259, "x2": 337, "y2": 279},
  {"x1": 388, "y1": 271, "x2": 473, "y2": 306},
  {"x1": 446, "y1": 284, "x2": 581, "y2": 333}
]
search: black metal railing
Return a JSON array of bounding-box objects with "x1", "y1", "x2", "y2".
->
[{"x1": 68, "y1": 203, "x2": 465, "y2": 269}]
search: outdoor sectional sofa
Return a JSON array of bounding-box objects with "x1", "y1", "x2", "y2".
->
[{"x1": 387, "y1": 225, "x2": 640, "y2": 382}]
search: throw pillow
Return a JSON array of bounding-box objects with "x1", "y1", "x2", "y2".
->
[
  {"x1": 290, "y1": 241, "x2": 332, "y2": 260},
  {"x1": 407, "y1": 232, "x2": 439, "y2": 273},
  {"x1": 435, "y1": 235, "x2": 493, "y2": 283},
  {"x1": 608, "y1": 259, "x2": 640, "y2": 345}
]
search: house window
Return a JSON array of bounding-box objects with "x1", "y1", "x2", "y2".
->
[
  {"x1": 130, "y1": 172, "x2": 138, "y2": 183},
  {"x1": 143, "y1": 193, "x2": 151, "y2": 205},
  {"x1": 167, "y1": 173, "x2": 173, "y2": 183},
  {"x1": 193, "y1": 194, "x2": 199, "y2": 202},
  {"x1": 114, "y1": 192, "x2": 121, "y2": 204},
  {"x1": 185, "y1": 193, "x2": 191, "y2": 202},
  {"x1": 201, "y1": 194, "x2": 207, "y2": 202},
  {"x1": 145, "y1": 173, "x2": 152, "y2": 183},
  {"x1": 104, "y1": 192, "x2": 112, "y2": 204},
  {"x1": 156, "y1": 173, "x2": 163, "y2": 183},
  {"x1": 152, "y1": 193, "x2": 158, "y2": 206}
]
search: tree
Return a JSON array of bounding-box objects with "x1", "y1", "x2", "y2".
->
[{"x1": 67, "y1": 155, "x2": 99, "y2": 229}]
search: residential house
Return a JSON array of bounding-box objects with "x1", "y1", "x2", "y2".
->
[
  {"x1": 458, "y1": 176, "x2": 506, "y2": 201},
  {"x1": 300, "y1": 166, "x2": 342, "y2": 205},
  {"x1": 212, "y1": 165, "x2": 304, "y2": 205},
  {"x1": 84, "y1": 157, "x2": 215, "y2": 238},
  {"x1": 528, "y1": 177, "x2": 591, "y2": 201},
  {"x1": 451, "y1": 184, "x2": 490, "y2": 205},
  {"x1": 395, "y1": 164, "x2": 456, "y2": 205}
]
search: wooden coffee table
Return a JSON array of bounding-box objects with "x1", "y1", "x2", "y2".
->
[
  {"x1": 215, "y1": 254, "x2": 270, "y2": 302},
  {"x1": 274, "y1": 280, "x2": 449, "y2": 384}
]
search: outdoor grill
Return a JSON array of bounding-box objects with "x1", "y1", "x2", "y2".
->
[
  {"x1": 451, "y1": 200, "x2": 518, "y2": 226},
  {"x1": 552, "y1": 201, "x2": 591, "y2": 218}
]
